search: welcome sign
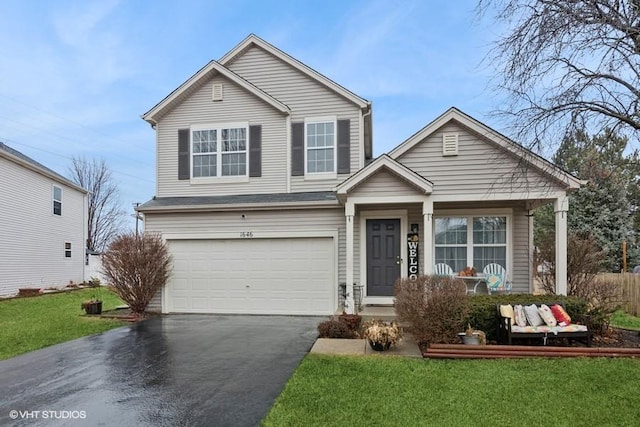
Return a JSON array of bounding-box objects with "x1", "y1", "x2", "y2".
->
[{"x1": 407, "y1": 233, "x2": 419, "y2": 280}]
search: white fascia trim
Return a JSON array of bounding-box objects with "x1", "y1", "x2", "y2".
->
[
  {"x1": 142, "y1": 60, "x2": 290, "y2": 123},
  {"x1": 430, "y1": 191, "x2": 567, "y2": 202},
  {"x1": 286, "y1": 115, "x2": 292, "y2": 193},
  {"x1": 347, "y1": 195, "x2": 430, "y2": 206},
  {"x1": 138, "y1": 200, "x2": 341, "y2": 213},
  {"x1": 336, "y1": 155, "x2": 433, "y2": 195},
  {"x1": 389, "y1": 107, "x2": 583, "y2": 189},
  {"x1": 162, "y1": 229, "x2": 338, "y2": 241},
  {"x1": 219, "y1": 34, "x2": 369, "y2": 109}
]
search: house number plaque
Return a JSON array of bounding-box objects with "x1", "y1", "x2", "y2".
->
[
  {"x1": 407, "y1": 232, "x2": 419, "y2": 280},
  {"x1": 240, "y1": 231, "x2": 254, "y2": 238}
]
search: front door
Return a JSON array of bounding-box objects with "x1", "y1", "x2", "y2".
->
[{"x1": 366, "y1": 219, "x2": 401, "y2": 296}]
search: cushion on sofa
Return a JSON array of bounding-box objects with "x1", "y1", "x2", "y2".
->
[
  {"x1": 514, "y1": 305, "x2": 528, "y2": 327},
  {"x1": 538, "y1": 304, "x2": 557, "y2": 327},
  {"x1": 524, "y1": 304, "x2": 545, "y2": 327},
  {"x1": 500, "y1": 304, "x2": 516, "y2": 325},
  {"x1": 551, "y1": 304, "x2": 572, "y2": 326}
]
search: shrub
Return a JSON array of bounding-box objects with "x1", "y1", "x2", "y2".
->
[
  {"x1": 535, "y1": 232, "x2": 622, "y2": 335},
  {"x1": 101, "y1": 232, "x2": 172, "y2": 315},
  {"x1": 536, "y1": 232, "x2": 605, "y2": 295},
  {"x1": 394, "y1": 275, "x2": 469, "y2": 345},
  {"x1": 317, "y1": 319, "x2": 355, "y2": 338}
]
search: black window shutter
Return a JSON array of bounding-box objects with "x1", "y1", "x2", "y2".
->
[
  {"x1": 291, "y1": 122, "x2": 305, "y2": 176},
  {"x1": 337, "y1": 119, "x2": 351, "y2": 174},
  {"x1": 178, "y1": 129, "x2": 190, "y2": 180},
  {"x1": 249, "y1": 125, "x2": 262, "y2": 177}
]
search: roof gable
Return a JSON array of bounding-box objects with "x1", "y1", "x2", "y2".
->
[
  {"x1": 389, "y1": 107, "x2": 584, "y2": 190},
  {"x1": 336, "y1": 154, "x2": 433, "y2": 200},
  {"x1": 142, "y1": 60, "x2": 290, "y2": 124},
  {"x1": 0, "y1": 142, "x2": 87, "y2": 193},
  {"x1": 220, "y1": 34, "x2": 370, "y2": 109}
]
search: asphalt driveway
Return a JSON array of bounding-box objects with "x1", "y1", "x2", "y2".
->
[{"x1": 0, "y1": 315, "x2": 323, "y2": 427}]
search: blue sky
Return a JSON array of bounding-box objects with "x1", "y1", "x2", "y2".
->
[{"x1": 0, "y1": 0, "x2": 502, "y2": 228}]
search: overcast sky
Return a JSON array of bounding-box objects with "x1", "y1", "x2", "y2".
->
[{"x1": 0, "y1": 0, "x2": 504, "y2": 229}]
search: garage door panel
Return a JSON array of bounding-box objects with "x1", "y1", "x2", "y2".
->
[{"x1": 166, "y1": 237, "x2": 335, "y2": 315}]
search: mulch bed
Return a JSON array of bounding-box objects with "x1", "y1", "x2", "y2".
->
[{"x1": 92, "y1": 307, "x2": 158, "y2": 323}]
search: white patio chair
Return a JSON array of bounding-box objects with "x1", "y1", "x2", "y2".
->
[
  {"x1": 434, "y1": 263, "x2": 455, "y2": 277},
  {"x1": 482, "y1": 263, "x2": 512, "y2": 294}
]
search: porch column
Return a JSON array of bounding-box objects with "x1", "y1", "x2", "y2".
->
[
  {"x1": 423, "y1": 198, "x2": 434, "y2": 275},
  {"x1": 554, "y1": 194, "x2": 569, "y2": 295},
  {"x1": 345, "y1": 201, "x2": 355, "y2": 314}
]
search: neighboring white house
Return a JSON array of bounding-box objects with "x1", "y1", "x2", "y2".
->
[
  {"x1": 0, "y1": 142, "x2": 88, "y2": 296},
  {"x1": 138, "y1": 34, "x2": 583, "y2": 315}
]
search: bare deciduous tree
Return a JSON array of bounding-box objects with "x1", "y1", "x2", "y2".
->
[
  {"x1": 68, "y1": 156, "x2": 124, "y2": 252},
  {"x1": 478, "y1": 0, "x2": 640, "y2": 151}
]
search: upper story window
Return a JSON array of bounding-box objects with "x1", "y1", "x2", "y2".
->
[
  {"x1": 305, "y1": 118, "x2": 336, "y2": 174},
  {"x1": 191, "y1": 123, "x2": 247, "y2": 178},
  {"x1": 53, "y1": 185, "x2": 62, "y2": 216}
]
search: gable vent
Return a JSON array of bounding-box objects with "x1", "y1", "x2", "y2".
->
[
  {"x1": 442, "y1": 132, "x2": 458, "y2": 156},
  {"x1": 212, "y1": 83, "x2": 224, "y2": 101}
]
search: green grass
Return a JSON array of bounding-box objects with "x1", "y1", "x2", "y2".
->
[
  {"x1": 0, "y1": 288, "x2": 126, "y2": 360},
  {"x1": 611, "y1": 310, "x2": 640, "y2": 331},
  {"x1": 263, "y1": 354, "x2": 640, "y2": 426}
]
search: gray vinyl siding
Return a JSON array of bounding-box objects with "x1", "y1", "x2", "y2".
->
[
  {"x1": 156, "y1": 75, "x2": 287, "y2": 198},
  {"x1": 0, "y1": 158, "x2": 86, "y2": 296},
  {"x1": 397, "y1": 122, "x2": 568, "y2": 196},
  {"x1": 349, "y1": 169, "x2": 424, "y2": 197},
  {"x1": 512, "y1": 205, "x2": 532, "y2": 293},
  {"x1": 227, "y1": 46, "x2": 362, "y2": 191},
  {"x1": 144, "y1": 208, "x2": 351, "y2": 310}
]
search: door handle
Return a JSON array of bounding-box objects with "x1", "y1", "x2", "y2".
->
[{"x1": 396, "y1": 256, "x2": 402, "y2": 265}]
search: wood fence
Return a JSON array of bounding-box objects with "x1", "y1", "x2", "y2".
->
[{"x1": 599, "y1": 273, "x2": 640, "y2": 316}]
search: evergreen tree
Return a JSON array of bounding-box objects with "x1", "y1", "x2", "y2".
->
[{"x1": 536, "y1": 129, "x2": 639, "y2": 271}]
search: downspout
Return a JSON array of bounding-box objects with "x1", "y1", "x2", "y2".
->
[{"x1": 361, "y1": 104, "x2": 372, "y2": 168}]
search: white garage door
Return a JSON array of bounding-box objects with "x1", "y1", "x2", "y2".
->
[{"x1": 166, "y1": 237, "x2": 335, "y2": 315}]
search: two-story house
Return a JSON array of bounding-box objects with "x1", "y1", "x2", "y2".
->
[
  {"x1": 138, "y1": 34, "x2": 582, "y2": 315},
  {"x1": 0, "y1": 142, "x2": 88, "y2": 296}
]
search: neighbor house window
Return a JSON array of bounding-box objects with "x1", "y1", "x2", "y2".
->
[
  {"x1": 53, "y1": 186, "x2": 62, "y2": 216},
  {"x1": 305, "y1": 119, "x2": 336, "y2": 174},
  {"x1": 434, "y1": 216, "x2": 508, "y2": 272},
  {"x1": 191, "y1": 124, "x2": 247, "y2": 178},
  {"x1": 65, "y1": 242, "x2": 72, "y2": 258}
]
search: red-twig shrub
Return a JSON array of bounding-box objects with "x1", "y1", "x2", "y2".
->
[
  {"x1": 395, "y1": 275, "x2": 470, "y2": 345},
  {"x1": 101, "y1": 232, "x2": 172, "y2": 315}
]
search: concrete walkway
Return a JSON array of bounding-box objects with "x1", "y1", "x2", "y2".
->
[{"x1": 310, "y1": 332, "x2": 423, "y2": 357}]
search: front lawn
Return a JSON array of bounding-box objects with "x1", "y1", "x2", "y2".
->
[
  {"x1": 0, "y1": 288, "x2": 125, "y2": 360},
  {"x1": 263, "y1": 354, "x2": 640, "y2": 426},
  {"x1": 611, "y1": 310, "x2": 640, "y2": 331}
]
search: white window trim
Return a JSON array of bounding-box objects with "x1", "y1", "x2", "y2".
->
[
  {"x1": 64, "y1": 242, "x2": 72, "y2": 259},
  {"x1": 189, "y1": 122, "x2": 249, "y2": 182},
  {"x1": 53, "y1": 185, "x2": 62, "y2": 216},
  {"x1": 433, "y1": 208, "x2": 513, "y2": 275},
  {"x1": 304, "y1": 116, "x2": 337, "y2": 179}
]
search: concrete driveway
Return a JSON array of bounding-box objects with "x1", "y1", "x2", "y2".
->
[{"x1": 0, "y1": 315, "x2": 323, "y2": 427}]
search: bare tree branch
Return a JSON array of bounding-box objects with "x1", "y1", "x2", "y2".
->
[
  {"x1": 68, "y1": 156, "x2": 125, "y2": 252},
  {"x1": 479, "y1": 0, "x2": 640, "y2": 150}
]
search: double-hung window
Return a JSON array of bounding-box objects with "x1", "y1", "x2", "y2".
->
[
  {"x1": 305, "y1": 118, "x2": 336, "y2": 174},
  {"x1": 191, "y1": 123, "x2": 247, "y2": 178},
  {"x1": 53, "y1": 185, "x2": 62, "y2": 216},
  {"x1": 434, "y1": 215, "x2": 508, "y2": 272}
]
